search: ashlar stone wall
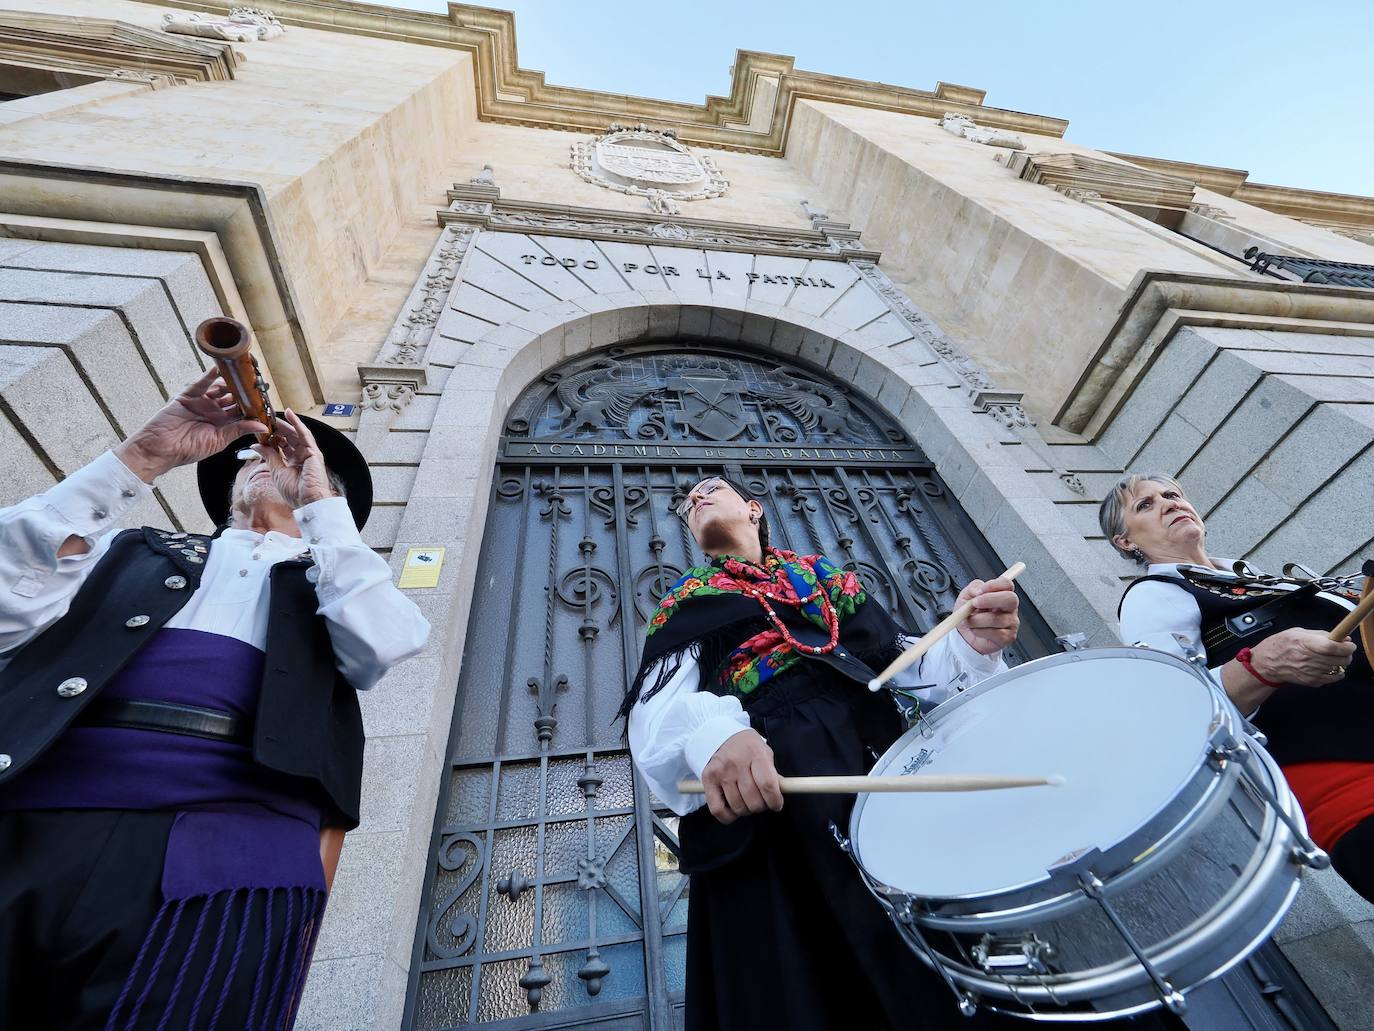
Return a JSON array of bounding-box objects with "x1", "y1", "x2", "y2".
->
[
  {"x1": 782, "y1": 100, "x2": 1374, "y2": 422},
  {"x1": 0, "y1": 0, "x2": 475, "y2": 400},
  {"x1": 0, "y1": 237, "x2": 223, "y2": 529},
  {"x1": 1096, "y1": 323, "x2": 1374, "y2": 573}
]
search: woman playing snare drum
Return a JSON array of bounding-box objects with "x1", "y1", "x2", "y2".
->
[
  {"x1": 626, "y1": 475, "x2": 1182, "y2": 1030},
  {"x1": 624, "y1": 474, "x2": 1022, "y2": 1030},
  {"x1": 1103, "y1": 473, "x2": 1374, "y2": 903}
]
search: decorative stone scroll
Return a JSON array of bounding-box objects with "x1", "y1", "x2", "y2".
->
[
  {"x1": 939, "y1": 113, "x2": 1026, "y2": 151},
  {"x1": 359, "y1": 366, "x2": 426, "y2": 413},
  {"x1": 107, "y1": 68, "x2": 178, "y2": 89},
  {"x1": 571, "y1": 124, "x2": 728, "y2": 214},
  {"x1": 161, "y1": 7, "x2": 284, "y2": 42},
  {"x1": 851, "y1": 261, "x2": 993, "y2": 391},
  {"x1": 375, "y1": 225, "x2": 476, "y2": 367},
  {"x1": 854, "y1": 262, "x2": 1087, "y2": 495}
]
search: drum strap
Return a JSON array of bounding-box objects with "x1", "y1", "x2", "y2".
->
[
  {"x1": 1216, "y1": 584, "x2": 1318, "y2": 647},
  {"x1": 1360, "y1": 573, "x2": 1374, "y2": 658}
]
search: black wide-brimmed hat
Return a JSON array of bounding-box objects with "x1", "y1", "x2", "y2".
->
[{"x1": 196, "y1": 414, "x2": 373, "y2": 530}]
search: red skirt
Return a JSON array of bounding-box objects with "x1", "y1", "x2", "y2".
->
[{"x1": 1283, "y1": 760, "x2": 1374, "y2": 851}]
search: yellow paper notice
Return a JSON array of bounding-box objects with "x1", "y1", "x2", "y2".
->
[{"x1": 399, "y1": 546, "x2": 446, "y2": 588}]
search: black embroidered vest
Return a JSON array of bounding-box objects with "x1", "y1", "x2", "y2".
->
[
  {"x1": 0, "y1": 528, "x2": 366, "y2": 827},
  {"x1": 1120, "y1": 568, "x2": 1374, "y2": 766}
]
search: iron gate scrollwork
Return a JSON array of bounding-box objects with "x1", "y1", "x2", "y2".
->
[{"x1": 406, "y1": 344, "x2": 1055, "y2": 1030}]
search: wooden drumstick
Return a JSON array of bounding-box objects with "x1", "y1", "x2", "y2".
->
[
  {"x1": 867, "y1": 561, "x2": 1026, "y2": 692},
  {"x1": 1329, "y1": 588, "x2": 1374, "y2": 643},
  {"x1": 677, "y1": 773, "x2": 1064, "y2": 795}
]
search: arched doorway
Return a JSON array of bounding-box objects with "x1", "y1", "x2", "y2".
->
[{"x1": 403, "y1": 342, "x2": 1056, "y2": 1029}]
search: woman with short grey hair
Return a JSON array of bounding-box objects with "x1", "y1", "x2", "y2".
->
[{"x1": 1103, "y1": 473, "x2": 1374, "y2": 902}]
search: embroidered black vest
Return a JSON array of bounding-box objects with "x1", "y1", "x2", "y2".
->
[
  {"x1": 0, "y1": 528, "x2": 366, "y2": 827},
  {"x1": 1120, "y1": 567, "x2": 1374, "y2": 766}
]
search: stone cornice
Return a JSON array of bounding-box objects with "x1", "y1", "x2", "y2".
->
[
  {"x1": 149, "y1": 0, "x2": 1067, "y2": 155},
  {"x1": 1000, "y1": 151, "x2": 1198, "y2": 220},
  {"x1": 1057, "y1": 270, "x2": 1374, "y2": 437},
  {"x1": 1110, "y1": 152, "x2": 1374, "y2": 233},
  {"x1": 0, "y1": 10, "x2": 241, "y2": 83},
  {"x1": 439, "y1": 187, "x2": 883, "y2": 261}
]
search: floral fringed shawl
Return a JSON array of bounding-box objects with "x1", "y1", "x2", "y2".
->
[{"x1": 621, "y1": 548, "x2": 906, "y2": 718}]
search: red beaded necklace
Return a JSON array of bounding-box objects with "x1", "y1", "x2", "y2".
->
[{"x1": 723, "y1": 553, "x2": 842, "y2": 656}]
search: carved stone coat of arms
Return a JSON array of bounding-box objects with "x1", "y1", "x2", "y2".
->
[{"x1": 570, "y1": 124, "x2": 728, "y2": 215}]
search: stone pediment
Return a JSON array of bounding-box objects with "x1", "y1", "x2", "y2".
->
[{"x1": 0, "y1": 11, "x2": 241, "y2": 84}]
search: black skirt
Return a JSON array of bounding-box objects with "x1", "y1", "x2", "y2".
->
[{"x1": 680, "y1": 674, "x2": 1182, "y2": 1031}]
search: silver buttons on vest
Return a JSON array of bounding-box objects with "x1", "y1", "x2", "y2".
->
[
  {"x1": 165, "y1": 575, "x2": 187, "y2": 590},
  {"x1": 57, "y1": 677, "x2": 88, "y2": 698},
  {"x1": 125, "y1": 614, "x2": 151, "y2": 628},
  {"x1": 0, "y1": 754, "x2": 11, "y2": 772}
]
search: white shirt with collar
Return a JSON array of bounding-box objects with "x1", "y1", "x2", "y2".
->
[
  {"x1": 1117, "y1": 559, "x2": 1305, "y2": 690},
  {"x1": 629, "y1": 628, "x2": 1006, "y2": 816},
  {"x1": 0, "y1": 449, "x2": 430, "y2": 690}
]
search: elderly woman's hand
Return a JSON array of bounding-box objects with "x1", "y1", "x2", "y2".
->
[
  {"x1": 955, "y1": 576, "x2": 1020, "y2": 656},
  {"x1": 1251, "y1": 628, "x2": 1357, "y2": 687}
]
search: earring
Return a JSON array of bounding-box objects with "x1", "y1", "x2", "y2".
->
[{"x1": 1132, "y1": 548, "x2": 1146, "y2": 562}]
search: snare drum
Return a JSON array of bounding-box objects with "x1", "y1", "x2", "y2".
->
[{"x1": 844, "y1": 646, "x2": 1326, "y2": 1021}]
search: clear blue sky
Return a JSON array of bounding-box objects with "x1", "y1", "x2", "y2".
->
[{"x1": 373, "y1": 0, "x2": 1374, "y2": 197}]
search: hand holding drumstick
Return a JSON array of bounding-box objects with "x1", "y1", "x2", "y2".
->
[
  {"x1": 869, "y1": 562, "x2": 1025, "y2": 692},
  {"x1": 694, "y1": 563, "x2": 1027, "y2": 824}
]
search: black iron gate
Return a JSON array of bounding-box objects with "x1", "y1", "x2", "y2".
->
[{"x1": 403, "y1": 344, "x2": 1057, "y2": 1030}]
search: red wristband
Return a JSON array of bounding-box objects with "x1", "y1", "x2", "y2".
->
[{"x1": 1236, "y1": 647, "x2": 1281, "y2": 688}]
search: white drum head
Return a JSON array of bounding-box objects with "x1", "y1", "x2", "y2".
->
[{"x1": 852, "y1": 648, "x2": 1219, "y2": 899}]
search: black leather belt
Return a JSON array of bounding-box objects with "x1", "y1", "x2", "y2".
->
[{"x1": 74, "y1": 699, "x2": 251, "y2": 745}]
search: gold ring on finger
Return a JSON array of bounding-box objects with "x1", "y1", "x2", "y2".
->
[{"x1": 1328, "y1": 665, "x2": 1346, "y2": 677}]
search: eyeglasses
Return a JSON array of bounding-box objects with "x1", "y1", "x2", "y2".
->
[{"x1": 674, "y1": 477, "x2": 729, "y2": 518}]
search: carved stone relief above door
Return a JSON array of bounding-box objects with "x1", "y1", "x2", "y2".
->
[{"x1": 570, "y1": 125, "x2": 729, "y2": 215}]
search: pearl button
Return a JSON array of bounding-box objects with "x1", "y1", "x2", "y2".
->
[
  {"x1": 0, "y1": 754, "x2": 11, "y2": 772},
  {"x1": 57, "y1": 677, "x2": 88, "y2": 698},
  {"x1": 121, "y1": 488, "x2": 136, "y2": 499},
  {"x1": 92, "y1": 507, "x2": 108, "y2": 520},
  {"x1": 239, "y1": 569, "x2": 248, "y2": 577},
  {"x1": 306, "y1": 566, "x2": 320, "y2": 584},
  {"x1": 165, "y1": 575, "x2": 187, "y2": 590},
  {"x1": 301, "y1": 513, "x2": 313, "y2": 524},
  {"x1": 125, "y1": 614, "x2": 150, "y2": 628},
  {"x1": 310, "y1": 536, "x2": 320, "y2": 545}
]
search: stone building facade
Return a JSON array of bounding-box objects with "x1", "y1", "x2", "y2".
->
[{"x1": 4, "y1": 2, "x2": 1374, "y2": 1028}]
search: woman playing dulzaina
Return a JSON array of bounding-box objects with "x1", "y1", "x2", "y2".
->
[
  {"x1": 625, "y1": 474, "x2": 1030, "y2": 1030},
  {"x1": 1104, "y1": 473, "x2": 1374, "y2": 903}
]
